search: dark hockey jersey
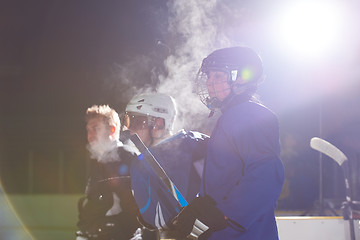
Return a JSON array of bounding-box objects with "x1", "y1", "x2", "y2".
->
[{"x1": 77, "y1": 141, "x2": 141, "y2": 239}]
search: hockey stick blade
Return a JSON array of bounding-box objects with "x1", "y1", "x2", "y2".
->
[{"x1": 310, "y1": 137, "x2": 348, "y2": 166}]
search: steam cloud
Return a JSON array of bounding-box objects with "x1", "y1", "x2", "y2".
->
[
  {"x1": 108, "y1": 0, "x2": 255, "y2": 134},
  {"x1": 156, "y1": 0, "x2": 230, "y2": 132},
  {"x1": 87, "y1": 139, "x2": 120, "y2": 163}
]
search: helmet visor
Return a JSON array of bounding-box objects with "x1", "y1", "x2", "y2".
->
[{"x1": 123, "y1": 112, "x2": 155, "y2": 131}]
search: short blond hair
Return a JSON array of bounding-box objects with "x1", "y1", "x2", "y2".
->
[{"x1": 85, "y1": 105, "x2": 120, "y2": 138}]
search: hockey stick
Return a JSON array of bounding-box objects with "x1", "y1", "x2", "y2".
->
[
  {"x1": 310, "y1": 137, "x2": 355, "y2": 240},
  {"x1": 130, "y1": 134, "x2": 209, "y2": 238},
  {"x1": 130, "y1": 133, "x2": 185, "y2": 205},
  {"x1": 310, "y1": 137, "x2": 351, "y2": 201},
  {"x1": 310, "y1": 137, "x2": 348, "y2": 167}
]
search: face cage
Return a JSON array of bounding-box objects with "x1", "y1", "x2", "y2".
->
[
  {"x1": 122, "y1": 112, "x2": 156, "y2": 131},
  {"x1": 195, "y1": 68, "x2": 232, "y2": 110}
]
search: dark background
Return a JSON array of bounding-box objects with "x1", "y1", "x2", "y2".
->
[
  {"x1": 1, "y1": 0, "x2": 360, "y2": 211},
  {"x1": 0, "y1": 0, "x2": 169, "y2": 193}
]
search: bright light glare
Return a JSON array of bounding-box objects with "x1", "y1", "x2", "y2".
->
[{"x1": 272, "y1": 1, "x2": 347, "y2": 60}]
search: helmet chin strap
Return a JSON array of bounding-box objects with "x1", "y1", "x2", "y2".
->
[
  {"x1": 206, "y1": 97, "x2": 222, "y2": 110},
  {"x1": 205, "y1": 97, "x2": 223, "y2": 117}
]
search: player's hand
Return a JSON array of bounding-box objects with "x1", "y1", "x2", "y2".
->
[{"x1": 171, "y1": 202, "x2": 197, "y2": 239}]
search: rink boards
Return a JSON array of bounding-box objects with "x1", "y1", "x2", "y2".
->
[
  {"x1": 161, "y1": 216, "x2": 360, "y2": 240},
  {"x1": 1, "y1": 194, "x2": 360, "y2": 240},
  {"x1": 277, "y1": 216, "x2": 360, "y2": 240}
]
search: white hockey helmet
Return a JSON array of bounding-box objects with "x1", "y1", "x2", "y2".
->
[{"x1": 125, "y1": 93, "x2": 177, "y2": 131}]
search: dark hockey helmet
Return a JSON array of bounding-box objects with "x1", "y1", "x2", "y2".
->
[{"x1": 195, "y1": 46, "x2": 263, "y2": 110}]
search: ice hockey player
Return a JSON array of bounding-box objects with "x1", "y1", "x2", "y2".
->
[
  {"x1": 171, "y1": 46, "x2": 284, "y2": 240},
  {"x1": 76, "y1": 104, "x2": 141, "y2": 240},
  {"x1": 122, "y1": 93, "x2": 208, "y2": 239}
]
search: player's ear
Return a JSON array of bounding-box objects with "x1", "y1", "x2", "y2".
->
[
  {"x1": 154, "y1": 118, "x2": 165, "y2": 130},
  {"x1": 110, "y1": 125, "x2": 116, "y2": 134}
]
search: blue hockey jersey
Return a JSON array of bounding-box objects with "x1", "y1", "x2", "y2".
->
[
  {"x1": 130, "y1": 130, "x2": 208, "y2": 229},
  {"x1": 200, "y1": 99, "x2": 284, "y2": 240}
]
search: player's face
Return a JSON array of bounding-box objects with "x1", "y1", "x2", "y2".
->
[
  {"x1": 123, "y1": 112, "x2": 153, "y2": 147},
  {"x1": 131, "y1": 127, "x2": 153, "y2": 147},
  {"x1": 206, "y1": 71, "x2": 231, "y2": 101},
  {"x1": 86, "y1": 117, "x2": 110, "y2": 144}
]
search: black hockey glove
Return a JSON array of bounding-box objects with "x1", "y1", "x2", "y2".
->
[{"x1": 171, "y1": 195, "x2": 228, "y2": 240}]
